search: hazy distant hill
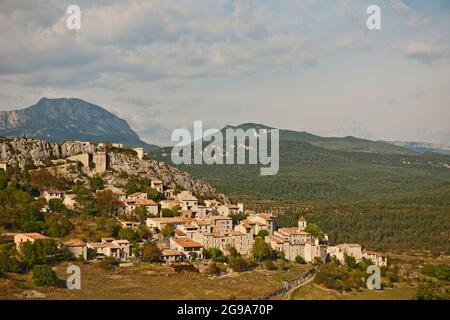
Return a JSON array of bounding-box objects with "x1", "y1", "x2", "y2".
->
[
  {"x1": 0, "y1": 97, "x2": 159, "y2": 151},
  {"x1": 150, "y1": 123, "x2": 450, "y2": 205},
  {"x1": 388, "y1": 141, "x2": 450, "y2": 155},
  {"x1": 223, "y1": 123, "x2": 415, "y2": 155}
]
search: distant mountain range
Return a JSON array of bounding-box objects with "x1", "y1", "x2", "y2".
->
[
  {"x1": 0, "y1": 97, "x2": 159, "y2": 151},
  {"x1": 150, "y1": 123, "x2": 450, "y2": 205},
  {"x1": 387, "y1": 141, "x2": 450, "y2": 155},
  {"x1": 223, "y1": 123, "x2": 416, "y2": 155}
]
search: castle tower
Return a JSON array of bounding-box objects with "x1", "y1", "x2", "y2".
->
[
  {"x1": 93, "y1": 151, "x2": 107, "y2": 174},
  {"x1": 298, "y1": 216, "x2": 307, "y2": 231}
]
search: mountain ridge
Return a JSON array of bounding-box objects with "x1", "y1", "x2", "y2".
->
[
  {"x1": 0, "y1": 97, "x2": 159, "y2": 151},
  {"x1": 150, "y1": 123, "x2": 450, "y2": 204},
  {"x1": 387, "y1": 140, "x2": 450, "y2": 155},
  {"x1": 221, "y1": 122, "x2": 416, "y2": 155}
]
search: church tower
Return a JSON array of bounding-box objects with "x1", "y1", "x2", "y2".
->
[{"x1": 298, "y1": 216, "x2": 307, "y2": 231}]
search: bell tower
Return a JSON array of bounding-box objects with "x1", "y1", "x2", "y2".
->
[{"x1": 298, "y1": 216, "x2": 307, "y2": 231}]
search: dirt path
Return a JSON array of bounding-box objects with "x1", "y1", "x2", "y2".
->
[{"x1": 285, "y1": 272, "x2": 316, "y2": 300}]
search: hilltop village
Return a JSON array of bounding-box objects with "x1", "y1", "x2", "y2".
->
[{"x1": 0, "y1": 140, "x2": 387, "y2": 270}]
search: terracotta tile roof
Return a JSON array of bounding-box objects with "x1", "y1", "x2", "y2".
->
[
  {"x1": 266, "y1": 236, "x2": 286, "y2": 244},
  {"x1": 147, "y1": 217, "x2": 186, "y2": 223},
  {"x1": 120, "y1": 198, "x2": 137, "y2": 204},
  {"x1": 19, "y1": 232, "x2": 49, "y2": 240},
  {"x1": 258, "y1": 213, "x2": 275, "y2": 221},
  {"x1": 138, "y1": 199, "x2": 158, "y2": 206},
  {"x1": 175, "y1": 229, "x2": 187, "y2": 236},
  {"x1": 87, "y1": 242, "x2": 109, "y2": 248},
  {"x1": 129, "y1": 192, "x2": 147, "y2": 197},
  {"x1": 162, "y1": 249, "x2": 183, "y2": 256},
  {"x1": 64, "y1": 239, "x2": 86, "y2": 247},
  {"x1": 161, "y1": 200, "x2": 180, "y2": 204},
  {"x1": 278, "y1": 228, "x2": 311, "y2": 236},
  {"x1": 193, "y1": 219, "x2": 211, "y2": 226},
  {"x1": 207, "y1": 215, "x2": 232, "y2": 221},
  {"x1": 240, "y1": 222, "x2": 252, "y2": 229},
  {"x1": 114, "y1": 240, "x2": 131, "y2": 244},
  {"x1": 171, "y1": 237, "x2": 202, "y2": 248}
]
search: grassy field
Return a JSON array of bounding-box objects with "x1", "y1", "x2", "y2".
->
[
  {"x1": 1, "y1": 255, "x2": 446, "y2": 300},
  {"x1": 292, "y1": 282, "x2": 416, "y2": 300},
  {"x1": 0, "y1": 262, "x2": 310, "y2": 300}
]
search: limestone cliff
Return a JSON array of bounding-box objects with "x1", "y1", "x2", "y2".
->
[{"x1": 0, "y1": 137, "x2": 224, "y2": 199}]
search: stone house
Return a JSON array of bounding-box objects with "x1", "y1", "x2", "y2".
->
[
  {"x1": 327, "y1": 243, "x2": 363, "y2": 263},
  {"x1": 176, "y1": 191, "x2": 198, "y2": 212},
  {"x1": 164, "y1": 189, "x2": 175, "y2": 199},
  {"x1": 128, "y1": 192, "x2": 148, "y2": 201},
  {"x1": 235, "y1": 213, "x2": 275, "y2": 236},
  {"x1": 150, "y1": 180, "x2": 163, "y2": 193},
  {"x1": 146, "y1": 217, "x2": 187, "y2": 230},
  {"x1": 160, "y1": 199, "x2": 181, "y2": 210},
  {"x1": 161, "y1": 249, "x2": 184, "y2": 263},
  {"x1": 43, "y1": 189, "x2": 65, "y2": 202},
  {"x1": 362, "y1": 250, "x2": 388, "y2": 267},
  {"x1": 86, "y1": 238, "x2": 131, "y2": 260},
  {"x1": 137, "y1": 199, "x2": 158, "y2": 216},
  {"x1": 14, "y1": 232, "x2": 49, "y2": 249},
  {"x1": 169, "y1": 237, "x2": 203, "y2": 260},
  {"x1": 63, "y1": 239, "x2": 88, "y2": 260}
]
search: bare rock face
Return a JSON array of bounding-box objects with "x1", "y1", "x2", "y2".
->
[
  {"x1": 107, "y1": 151, "x2": 219, "y2": 197},
  {"x1": 0, "y1": 136, "x2": 224, "y2": 199},
  {"x1": 0, "y1": 137, "x2": 60, "y2": 166},
  {"x1": 0, "y1": 97, "x2": 142, "y2": 145}
]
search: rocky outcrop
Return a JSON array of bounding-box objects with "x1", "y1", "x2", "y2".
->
[
  {"x1": 0, "y1": 136, "x2": 223, "y2": 199},
  {"x1": 0, "y1": 137, "x2": 60, "y2": 166},
  {"x1": 106, "y1": 151, "x2": 218, "y2": 197}
]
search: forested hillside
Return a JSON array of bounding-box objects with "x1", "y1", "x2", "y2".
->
[{"x1": 151, "y1": 139, "x2": 450, "y2": 205}]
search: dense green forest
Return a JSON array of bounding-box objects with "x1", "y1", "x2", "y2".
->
[{"x1": 151, "y1": 139, "x2": 450, "y2": 205}]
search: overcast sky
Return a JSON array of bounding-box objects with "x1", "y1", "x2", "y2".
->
[{"x1": 0, "y1": 0, "x2": 449, "y2": 146}]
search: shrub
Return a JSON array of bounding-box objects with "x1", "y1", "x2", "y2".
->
[
  {"x1": 263, "y1": 260, "x2": 276, "y2": 270},
  {"x1": 118, "y1": 227, "x2": 142, "y2": 242},
  {"x1": 414, "y1": 280, "x2": 450, "y2": 300},
  {"x1": 48, "y1": 199, "x2": 64, "y2": 212},
  {"x1": 99, "y1": 257, "x2": 120, "y2": 271},
  {"x1": 295, "y1": 256, "x2": 306, "y2": 264},
  {"x1": 256, "y1": 229, "x2": 269, "y2": 239},
  {"x1": 228, "y1": 256, "x2": 251, "y2": 272},
  {"x1": 277, "y1": 259, "x2": 289, "y2": 271},
  {"x1": 206, "y1": 262, "x2": 221, "y2": 276},
  {"x1": 32, "y1": 265, "x2": 57, "y2": 286},
  {"x1": 203, "y1": 248, "x2": 227, "y2": 262},
  {"x1": 142, "y1": 243, "x2": 161, "y2": 262},
  {"x1": 252, "y1": 238, "x2": 273, "y2": 262},
  {"x1": 421, "y1": 264, "x2": 450, "y2": 281}
]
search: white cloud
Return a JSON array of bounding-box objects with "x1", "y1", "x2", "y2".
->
[
  {"x1": 391, "y1": 0, "x2": 411, "y2": 12},
  {"x1": 406, "y1": 14, "x2": 429, "y2": 28},
  {"x1": 0, "y1": 0, "x2": 449, "y2": 146},
  {"x1": 405, "y1": 41, "x2": 449, "y2": 63}
]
